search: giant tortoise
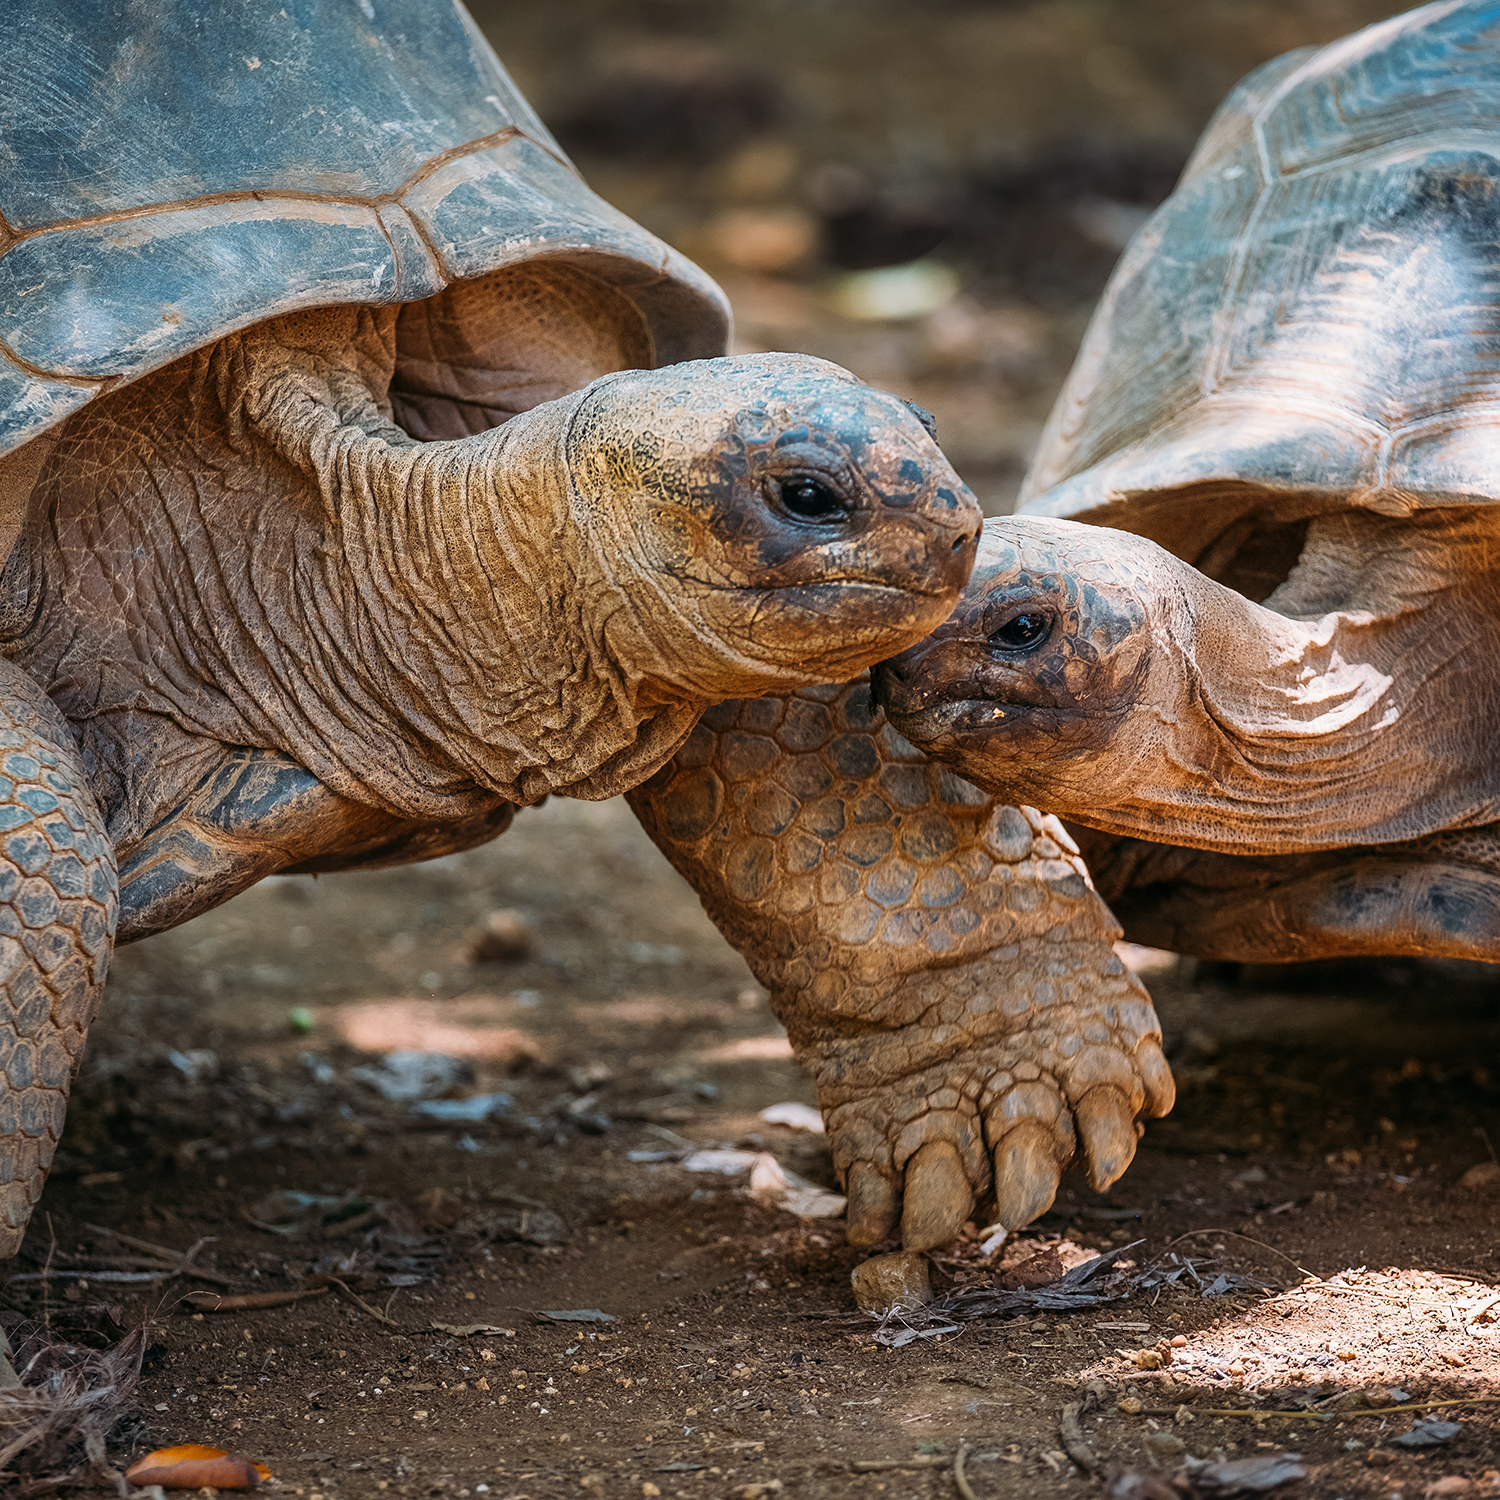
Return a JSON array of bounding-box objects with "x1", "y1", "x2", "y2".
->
[
  {"x1": 0, "y1": 0, "x2": 1187, "y2": 1295},
  {"x1": 0, "y1": 0, "x2": 1018, "y2": 1295},
  {"x1": 878, "y1": 5, "x2": 1500, "y2": 973}
]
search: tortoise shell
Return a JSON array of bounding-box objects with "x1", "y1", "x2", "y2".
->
[
  {"x1": 0, "y1": 0, "x2": 728, "y2": 459},
  {"x1": 1017, "y1": 0, "x2": 1500, "y2": 584}
]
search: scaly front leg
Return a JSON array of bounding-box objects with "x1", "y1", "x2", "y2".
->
[
  {"x1": 0, "y1": 663, "x2": 116, "y2": 1263},
  {"x1": 627, "y1": 678, "x2": 1174, "y2": 1249}
]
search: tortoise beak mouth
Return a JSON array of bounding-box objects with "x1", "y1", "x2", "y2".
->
[
  {"x1": 720, "y1": 577, "x2": 969, "y2": 672},
  {"x1": 872, "y1": 636, "x2": 1051, "y2": 734},
  {"x1": 764, "y1": 572, "x2": 961, "y2": 601}
]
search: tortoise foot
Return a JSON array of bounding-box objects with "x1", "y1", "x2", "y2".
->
[
  {"x1": 627, "y1": 681, "x2": 1175, "y2": 1255},
  {"x1": 805, "y1": 947, "x2": 1175, "y2": 1249}
]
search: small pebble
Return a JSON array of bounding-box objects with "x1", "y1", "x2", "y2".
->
[
  {"x1": 1143, "y1": 1431, "x2": 1186, "y2": 1458},
  {"x1": 1425, "y1": 1478, "x2": 1471, "y2": 1497},
  {"x1": 471, "y1": 908, "x2": 534, "y2": 963},
  {"x1": 1393, "y1": 1421, "x2": 1463, "y2": 1449},
  {"x1": 1170, "y1": 1335, "x2": 1188, "y2": 1348},
  {"x1": 851, "y1": 1252, "x2": 931, "y2": 1314},
  {"x1": 1118, "y1": 1397, "x2": 1143, "y2": 1414}
]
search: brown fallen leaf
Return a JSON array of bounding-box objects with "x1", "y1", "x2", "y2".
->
[
  {"x1": 1000, "y1": 1248, "x2": 1066, "y2": 1290},
  {"x1": 416, "y1": 1186, "x2": 465, "y2": 1229},
  {"x1": 125, "y1": 1444, "x2": 272, "y2": 1489},
  {"x1": 182, "y1": 1287, "x2": 329, "y2": 1313}
]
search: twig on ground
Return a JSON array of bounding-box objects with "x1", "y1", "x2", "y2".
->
[
  {"x1": 80, "y1": 1224, "x2": 235, "y2": 1287},
  {"x1": 851, "y1": 1458, "x2": 950, "y2": 1472},
  {"x1": 1156, "y1": 1229, "x2": 1315, "y2": 1280},
  {"x1": 84, "y1": 1224, "x2": 191, "y2": 1261},
  {"x1": 182, "y1": 1287, "x2": 329, "y2": 1313},
  {"x1": 316, "y1": 1275, "x2": 399, "y2": 1326},
  {"x1": 1060, "y1": 1402, "x2": 1102, "y2": 1474},
  {"x1": 9, "y1": 1270, "x2": 177, "y2": 1287},
  {"x1": 952, "y1": 1441, "x2": 978, "y2": 1500},
  {"x1": 40, "y1": 1216, "x2": 56, "y2": 1336}
]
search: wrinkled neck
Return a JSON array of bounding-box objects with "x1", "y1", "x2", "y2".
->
[
  {"x1": 1184, "y1": 574, "x2": 1393, "y2": 759},
  {"x1": 1080, "y1": 525, "x2": 1499, "y2": 854},
  {"x1": 246, "y1": 357, "x2": 703, "y2": 810}
]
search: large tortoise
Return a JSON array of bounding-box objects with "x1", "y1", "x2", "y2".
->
[
  {"x1": 877, "y1": 2, "x2": 1500, "y2": 971},
  {"x1": 0, "y1": 0, "x2": 1186, "y2": 1290},
  {"x1": 0, "y1": 0, "x2": 1006, "y2": 1286}
]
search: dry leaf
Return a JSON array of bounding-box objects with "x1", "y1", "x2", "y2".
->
[
  {"x1": 416, "y1": 1186, "x2": 465, "y2": 1229},
  {"x1": 125, "y1": 1444, "x2": 272, "y2": 1489},
  {"x1": 1000, "y1": 1248, "x2": 1066, "y2": 1290},
  {"x1": 183, "y1": 1287, "x2": 328, "y2": 1313}
]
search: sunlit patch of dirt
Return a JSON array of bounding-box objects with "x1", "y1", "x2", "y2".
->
[{"x1": 328, "y1": 997, "x2": 544, "y2": 1063}]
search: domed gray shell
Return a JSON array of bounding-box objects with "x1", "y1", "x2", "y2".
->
[
  {"x1": 0, "y1": 0, "x2": 729, "y2": 458},
  {"x1": 1018, "y1": 0, "x2": 1500, "y2": 548}
]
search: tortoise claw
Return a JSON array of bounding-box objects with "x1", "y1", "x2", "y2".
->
[
  {"x1": 899, "y1": 1140, "x2": 973, "y2": 1251},
  {"x1": 1138, "y1": 1039, "x2": 1178, "y2": 1118},
  {"x1": 845, "y1": 1161, "x2": 900, "y2": 1247},
  {"x1": 992, "y1": 1120, "x2": 1063, "y2": 1229},
  {"x1": 1075, "y1": 1085, "x2": 1140, "y2": 1192}
]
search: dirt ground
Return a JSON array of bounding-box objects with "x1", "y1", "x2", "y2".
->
[
  {"x1": 19, "y1": 793, "x2": 1499, "y2": 1499},
  {"x1": 8, "y1": 1, "x2": 1500, "y2": 1497}
]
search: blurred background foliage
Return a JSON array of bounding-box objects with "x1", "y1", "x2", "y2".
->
[{"x1": 478, "y1": 0, "x2": 1405, "y2": 513}]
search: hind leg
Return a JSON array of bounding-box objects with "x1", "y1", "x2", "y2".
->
[
  {"x1": 1078, "y1": 825, "x2": 1500, "y2": 962},
  {"x1": 0, "y1": 664, "x2": 116, "y2": 1268}
]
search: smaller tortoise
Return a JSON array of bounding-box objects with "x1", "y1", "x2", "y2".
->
[
  {"x1": 876, "y1": 0, "x2": 1500, "y2": 966},
  {"x1": 0, "y1": 0, "x2": 981, "y2": 1270}
]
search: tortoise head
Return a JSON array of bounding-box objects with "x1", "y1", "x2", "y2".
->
[
  {"x1": 872, "y1": 517, "x2": 1168, "y2": 808},
  {"x1": 871, "y1": 512, "x2": 1472, "y2": 857},
  {"x1": 563, "y1": 353, "x2": 982, "y2": 698}
]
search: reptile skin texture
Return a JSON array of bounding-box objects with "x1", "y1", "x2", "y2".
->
[
  {"x1": 627, "y1": 675, "x2": 1175, "y2": 1250},
  {"x1": 0, "y1": 665, "x2": 116, "y2": 1255}
]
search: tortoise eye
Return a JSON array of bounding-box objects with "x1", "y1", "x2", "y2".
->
[
  {"x1": 770, "y1": 474, "x2": 848, "y2": 521},
  {"x1": 989, "y1": 611, "x2": 1052, "y2": 650}
]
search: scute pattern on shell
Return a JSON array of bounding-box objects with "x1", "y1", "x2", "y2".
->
[
  {"x1": 0, "y1": 676, "x2": 116, "y2": 1255},
  {"x1": 1020, "y1": 0, "x2": 1500, "y2": 531}
]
